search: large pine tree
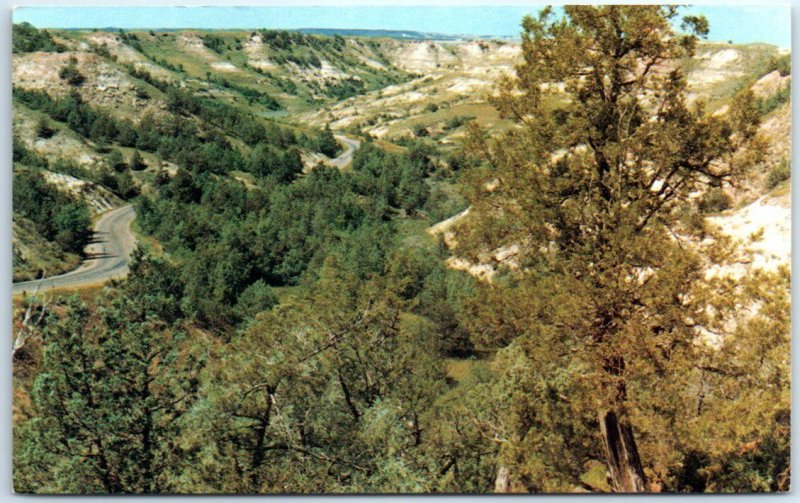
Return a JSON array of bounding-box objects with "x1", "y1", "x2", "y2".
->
[{"x1": 454, "y1": 5, "x2": 764, "y2": 492}]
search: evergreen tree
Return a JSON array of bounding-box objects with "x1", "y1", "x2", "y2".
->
[
  {"x1": 14, "y1": 259, "x2": 204, "y2": 492},
  {"x1": 129, "y1": 150, "x2": 146, "y2": 171},
  {"x1": 58, "y1": 57, "x2": 85, "y2": 86},
  {"x1": 183, "y1": 258, "x2": 445, "y2": 492},
  {"x1": 318, "y1": 125, "x2": 340, "y2": 157},
  {"x1": 35, "y1": 117, "x2": 55, "y2": 139},
  {"x1": 12, "y1": 22, "x2": 66, "y2": 53},
  {"x1": 107, "y1": 149, "x2": 127, "y2": 172},
  {"x1": 456, "y1": 5, "x2": 763, "y2": 492}
]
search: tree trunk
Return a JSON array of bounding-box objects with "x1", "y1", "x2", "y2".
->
[
  {"x1": 597, "y1": 353, "x2": 647, "y2": 493},
  {"x1": 494, "y1": 465, "x2": 510, "y2": 493},
  {"x1": 249, "y1": 389, "x2": 274, "y2": 488},
  {"x1": 338, "y1": 369, "x2": 360, "y2": 424},
  {"x1": 96, "y1": 445, "x2": 124, "y2": 493},
  {"x1": 140, "y1": 381, "x2": 154, "y2": 493},
  {"x1": 140, "y1": 412, "x2": 153, "y2": 492},
  {"x1": 599, "y1": 408, "x2": 647, "y2": 493}
]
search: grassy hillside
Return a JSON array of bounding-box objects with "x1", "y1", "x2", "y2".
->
[
  {"x1": 12, "y1": 23, "x2": 790, "y2": 285},
  {"x1": 48, "y1": 28, "x2": 413, "y2": 113},
  {"x1": 12, "y1": 24, "x2": 390, "y2": 279},
  {"x1": 13, "y1": 215, "x2": 81, "y2": 282}
]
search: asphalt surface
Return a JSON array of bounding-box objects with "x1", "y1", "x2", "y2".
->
[
  {"x1": 13, "y1": 205, "x2": 137, "y2": 296},
  {"x1": 330, "y1": 134, "x2": 361, "y2": 169},
  {"x1": 12, "y1": 136, "x2": 361, "y2": 295}
]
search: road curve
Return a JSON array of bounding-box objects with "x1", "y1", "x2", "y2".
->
[
  {"x1": 330, "y1": 134, "x2": 361, "y2": 169},
  {"x1": 12, "y1": 135, "x2": 358, "y2": 296},
  {"x1": 13, "y1": 205, "x2": 137, "y2": 296}
]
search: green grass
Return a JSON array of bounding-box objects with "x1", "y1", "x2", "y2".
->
[
  {"x1": 382, "y1": 101, "x2": 509, "y2": 140},
  {"x1": 13, "y1": 216, "x2": 82, "y2": 283},
  {"x1": 122, "y1": 28, "x2": 412, "y2": 115},
  {"x1": 130, "y1": 220, "x2": 165, "y2": 257}
]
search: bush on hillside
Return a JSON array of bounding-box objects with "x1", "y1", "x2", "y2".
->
[
  {"x1": 107, "y1": 149, "x2": 127, "y2": 172},
  {"x1": 12, "y1": 22, "x2": 65, "y2": 53},
  {"x1": 768, "y1": 54, "x2": 791, "y2": 76},
  {"x1": 13, "y1": 169, "x2": 92, "y2": 254},
  {"x1": 698, "y1": 187, "x2": 732, "y2": 214},
  {"x1": 35, "y1": 117, "x2": 55, "y2": 139},
  {"x1": 756, "y1": 84, "x2": 790, "y2": 116},
  {"x1": 444, "y1": 115, "x2": 475, "y2": 130},
  {"x1": 130, "y1": 150, "x2": 146, "y2": 171},
  {"x1": 766, "y1": 159, "x2": 791, "y2": 190},
  {"x1": 59, "y1": 58, "x2": 85, "y2": 86},
  {"x1": 412, "y1": 124, "x2": 429, "y2": 137}
]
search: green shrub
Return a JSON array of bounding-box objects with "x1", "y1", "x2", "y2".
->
[
  {"x1": 13, "y1": 169, "x2": 92, "y2": 254},
  {"x1": 12, "y1": 22, "x2": 65, "y2": 53},
  {"x1": 53, "y1": 203, "x2": 92, "y2": 253},
  {"x1": 236, "y1": 280, "x2": 278, "y2": 319},
  {"x1": 35, "y1": 117, "x2": 55, "y2": 139},
  {"x1": 129, "y1": 151, "x2": 146, "y2": 171},
  {"x1": 766, "y1": 159, "x2": 791, "y2": 190},
  {"x1": 135, "y1": 86, "x2": 150, "y2": 100},
  {"x1": 767, "y1": 54, "x2": 791, "y2": 76},
  {"x1": 323, "y1": 77, "x2": 366, "y2": 100},
  {"x1": 305, "y1": 126, "x2": 340, "y2": 157},
  {"x1": 444, "y1": 115, "x2": 475, "y2": 130},
  {"x1": 698, "y1": 187, "x2": 732, "y2": 214},
  {"x1": 12, "y1": 135, "x2": 47, "y2": 168},
  {"x1": 424, "y1": 184, "x2": 468, "y2": 223},
  {"x1": 59, "y1": 59, "x2": 85, "y2": 86},
  {"x1": 114, "y1": 170, "x2": 139, "y2": 199},
  {"x1": 412, "y1": 124, "x2": 429, "y2": 137},
  {"x1": 107, "y1": 149, "x2": 126, "y2": 172},
  {"x1": 91, "y1": 43, "x2": 112, "y2": 59},
  {"x1": 202, "y1": 34, "x2": 226, "y2": 54},
  {"x1": 51, "y1": 158, "x2": 91, "y2": 180},
  {"x1": 757, "y1": 83, "x2": 790, "y2": 116}
]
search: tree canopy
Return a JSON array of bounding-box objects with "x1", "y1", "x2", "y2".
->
[{"x1": 453, "y1": 5, "x2": 784, "y2": 492}]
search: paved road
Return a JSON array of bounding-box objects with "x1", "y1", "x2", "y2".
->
[
  {"x1": 13, "y1": 205, "x2": 137, "y2": 296},
  {"x1": 12, "y1": 135, "x2": 359, "y2": 296},
  {"x1": 330, "y1": 134, "x2": 361, "y2": 169}
]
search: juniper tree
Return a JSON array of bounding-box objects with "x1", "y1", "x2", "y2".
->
[
  {"x1": 182, "y1": 255, "x2": 445, "y2": 493},
  {"x1": 14, "y1": 257, "x2": 204, "y2": 493},
  {"x1": 129, "y1": 150, "x2": 146, "y2": 171},
  {"x1": 455, "y1": 5, "x2": 762, "y2": 492}
]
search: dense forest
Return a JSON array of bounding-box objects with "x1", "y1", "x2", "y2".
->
[{"x1": 12, "y1": 6, "x2": 790, "y2": 494}]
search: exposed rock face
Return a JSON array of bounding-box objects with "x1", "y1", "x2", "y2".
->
[
  {"x1": 708, "y1": 190, "x2": 791, "y2": 278},
  {"x1": 688, "y1": 48, "x2": 744, "y2": 88},
  {"x1": 13, "y1": 51, "x2": 166, "y2": 123},
  {"x1": 296, "y1": 39, "x2": 520, "y2": 136},
  {"x1": 751, "y1": 70, "x2": 791, "y2": 99},
  {"x1": 41, "y1": 171, "x2": 122, "y2": 214}
]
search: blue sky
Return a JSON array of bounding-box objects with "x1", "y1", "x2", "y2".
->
[{"x1": 13, "y1": 5, "x2": 792, "y2": 48}]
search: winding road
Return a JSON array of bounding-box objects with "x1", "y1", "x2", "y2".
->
[
  {"x1": 12, "y1": 135, "x2": 362, "y2": 295},
  {"x1": 12, "y1": 205, "x2": 137, "y2": 295},
  {"x1": 330, "y1": 134, "x2": 361, "y2": 168}
]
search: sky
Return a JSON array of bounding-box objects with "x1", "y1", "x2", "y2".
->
[{"x1": 13, "y1": 5, "x2": 792, "y2": 48}]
